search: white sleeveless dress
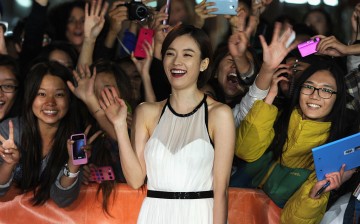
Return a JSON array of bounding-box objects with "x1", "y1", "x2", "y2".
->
[{"x1": 137, "y1": 95, "x2": 214, "y2": 224}]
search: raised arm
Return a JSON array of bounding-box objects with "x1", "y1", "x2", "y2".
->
[
  {"x1": 150, "y1": 5, "x2": 171, "y2": 60},
  {"x1": 130, "y1": 40, "x2": 156, "y2": 102},
  {"x1": 100, "y1": 87, "x2": 148, "y2": 189},
  {"x1": 67, "y1": 65, "x2": 117, "y2": 139},
  {"x1": 256, "y1": 22, "x2": 297, "y2": 90},
  {"x1": 0, "y1": 25, "x2": 7, "y2": 55},
  {"x1": 77, "y1": 0, "x2": 108, "y2": 67},
  {"x1": 228, "y1": 13, "x2": 258, "y2": 78}
]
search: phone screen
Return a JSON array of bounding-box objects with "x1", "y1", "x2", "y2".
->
[{"x1": 72, "y1": 135, "x2": 86, "y2": 160}]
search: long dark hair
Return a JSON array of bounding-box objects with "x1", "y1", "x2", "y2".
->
[
  {"x1": 269, "y1": 61, "x2": 354, "y2": 162},
  {"x1": 20, "y1": 61, "x2": 79, "y2": 205},
  {"x1": 161, "y1": 24, "x2": 213, "y2": 88}
]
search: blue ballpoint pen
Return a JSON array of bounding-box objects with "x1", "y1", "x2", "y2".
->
[{"x1": 315, "y1": 181, "x2": 331, "y2": 197}]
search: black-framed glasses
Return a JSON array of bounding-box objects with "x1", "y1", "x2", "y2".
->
[
  {"x1": 0, "y1": 85, "x2": 18, "y2": 93},
  {"x1": 300, "y1": 84, "x2": 337, "y2": 99}
]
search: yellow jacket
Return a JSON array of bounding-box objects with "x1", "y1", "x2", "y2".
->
[{"x1": 236, "y1": 100, "x2": 332, "y2": 224}]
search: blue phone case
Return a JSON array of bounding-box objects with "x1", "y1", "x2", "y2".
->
[{"x1": 208, "y1": 0, "x2": 238, "y2": 15}]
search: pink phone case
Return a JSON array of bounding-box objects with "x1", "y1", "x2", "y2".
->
[
  {"x1": 134, "y1": 28, "x2": 154, "y2": 58},
  {"x1": 297, "y1": 37, "x2": 320, "y2": 57},
  {"x1": 71, "y1": 133, "x2": 88, "y2": 165},
  {"x1": 89, "y1": 166, "x2": 115, "y2": 183}
]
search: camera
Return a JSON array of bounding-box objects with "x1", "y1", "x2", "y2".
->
[
  {"x1": 297, "y1": 37, "x2": 320, "y2": 57},
  {"x1": 125, "y1": 0, "x2": 149, "y2": 21}
]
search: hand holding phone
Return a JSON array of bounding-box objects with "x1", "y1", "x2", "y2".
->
[
  {"x1": 71, "y1": 133, "x2": 88, "y2": 165},
  {"x1": 162, "y1": 0, "x2": 171, "y2": 26},
  {"x1": 134, "y1": 28, "x2": 154, "y2": 58},
  {"x1": 298, "y1": 37, "x2": 320, "y2": 57},
  {"x1": 89, "y1": 166, "x2": 115, "y2": 183}
]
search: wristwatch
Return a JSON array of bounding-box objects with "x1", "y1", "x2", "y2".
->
[{"x1": 63, "y1": 164, "x2": 80, "y2": 178}]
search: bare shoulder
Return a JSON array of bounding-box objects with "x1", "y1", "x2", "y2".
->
[
  {"x1": 206, "y1": 97, "x2": 235, "y2": 138},
  {"x1": 206, "y1": 97, "x2": 233, "y2": 117},
  {"x1": 134, "y1": 100, "x2": 167, "y2": 133}
]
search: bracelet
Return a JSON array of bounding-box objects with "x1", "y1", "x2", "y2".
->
[
  {"x1": 92, "y1": 108, "x2": 102, "y2": 115},
  {"x1": 63, "y1": 164, "x2": 80, "y2": 178}
]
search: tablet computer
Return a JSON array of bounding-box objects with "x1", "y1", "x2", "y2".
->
[{"x1": 312, "y1": 132, "x2": 360, "y2": 181}]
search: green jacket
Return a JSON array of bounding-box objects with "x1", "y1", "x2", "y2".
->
[{"x1": 236, "y1": 100, "x2": 332, "y2": 224}]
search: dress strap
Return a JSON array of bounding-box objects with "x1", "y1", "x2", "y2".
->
[
  {"x1": 158, "y1": 97, "x2": 170, "y2": 123},
  {"x1": 203, "y1": 96, "x2": 214, "y2": 147},
  {"x1": 167, "y1": 94, "x2": 207, "y2": 117}
]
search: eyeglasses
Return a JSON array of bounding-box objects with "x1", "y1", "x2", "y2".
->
[
  {"x1": 300, "y1": 84, "x2": 337, "y2": 99},
  {"x1": 0, "y1": 85, "x2": 18, "y2": 93}
]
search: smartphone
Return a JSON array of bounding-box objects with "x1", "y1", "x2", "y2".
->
[
  {"x1": 285, "y1": 31, "x2": 296, "y2": 48},
  {"x1": 134, "y1": 28, "x2": 154, "y2": 58},
  {"x1": 89, "y1": 166, "x2": 115, "y2": 183},
  {"x1": 71, "y1": 133, "x2": 87, "y2": 165},
  {"x1": 297, "y1": 37, "x2": 320, "y2": 57},
  {"x1": 162, "y1": 0, "x2": 171, "y2": 26},
  {"x1": 208, "y1": 0, "x2": 238, "y2": 15}
]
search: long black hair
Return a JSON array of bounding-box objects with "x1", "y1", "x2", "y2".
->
[
  {"x1": 268, "y1": 61, "x2": 356, "y2": 162},
  {"x1": 20, "y1": 61, "x2": 79, "y2": 205}
]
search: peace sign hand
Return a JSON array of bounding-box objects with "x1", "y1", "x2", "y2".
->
[{"x1": 0, "y1": 120, "x2": 20, "y2": 165}]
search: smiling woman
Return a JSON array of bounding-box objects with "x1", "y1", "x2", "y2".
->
[
  {"x1": 0, "y1": 55, "x2": 22, "y2": 121},
  {"x1": 235, "y1": 60, "x2": 359, "y2": 223},
  {"x1": 0, "y1": 61, "x2": 85, "y2": 208}
]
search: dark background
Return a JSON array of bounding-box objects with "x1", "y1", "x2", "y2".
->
[{"x1": 1, "y1": 0, "x2": 359, "y2": 42}]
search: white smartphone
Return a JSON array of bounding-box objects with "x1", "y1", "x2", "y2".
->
[
  {"x1": 208, "y1": 0, "x2": 238, "y2": 15},
  {"x1": 71, "y1": 133, "x2": 88, "y2": 165},
  {"x1": 286, "y1": 31, "x2": 296, "y2": 48}
]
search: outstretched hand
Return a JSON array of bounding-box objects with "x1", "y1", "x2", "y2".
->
[
  {"x1": 84, "y1": 0, "x2": 109, "y2": 40},
  {"x1": 0, "y1": 120, "x2": 20, "y2": 165},
  {"x1": 100, "y1": 87, "x2": 128, "y2": 128},
  {"x1": 228, "y1": 11, "x2": 258, "y2": 59},
  {"x1": 68, "y1": 64, "x2": 97, "y2": 103},
  {"x1": 260, "y1": 22, "x2": 297, "y2": 71},
  {"x1": 194, "y1": 0, "x2": 217, "y2": 28}
]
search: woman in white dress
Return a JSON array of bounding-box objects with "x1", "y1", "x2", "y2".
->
[{"x1": 100, "y1": 25, "x2": 235, "y2": 224}]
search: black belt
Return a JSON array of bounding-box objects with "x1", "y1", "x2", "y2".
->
[{"x1": 147, "y1": 190, "x2": 213, "y2": 199}]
